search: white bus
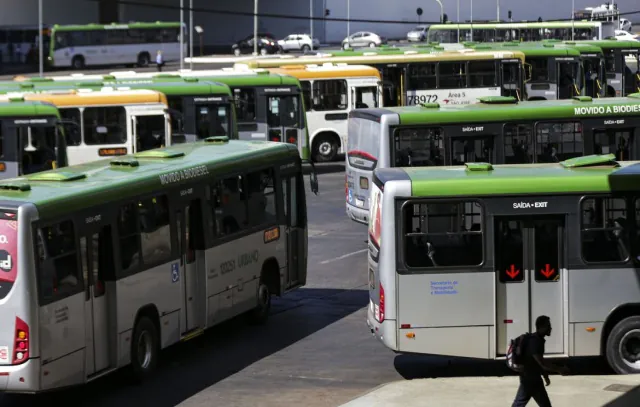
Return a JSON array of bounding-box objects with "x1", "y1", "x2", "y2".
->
[
  {"x1": 367, "y1": 155, "x2": 640, "y2": 375},
  {"x1": 0, "y1": 138, "x2": 317, "y2": 393},
  {"x1": 45, "y1": 22, "x2": 187, "y2": 69},
  {"x1": 0, "y1": 89, "x2": 171, "y2": 165},
  {"x1": 265, "y1": 64, "x2": 382, "y2": 162}
]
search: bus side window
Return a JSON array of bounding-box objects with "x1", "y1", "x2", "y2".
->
[
  {"x1": 247, "y1": 168, "x2": 277, "y2": 227},
  {"x1": 212, "y1": 175, "x2": 248, "y2": 236},
  {"x1": 138, "y1": 195, "x2": 172, "y2": 268},
  {"x1": 581, "y1": 197, "x2": 629, "y2": 263},
  {"x1": 312, "y1": 79, "x2": 347, "y2": 111},
  {"x1": 83, "y1": 106, "x2": 126, "y2": 145},
  {"x1": 36, "y1": 220, "x2": 81, "y2": 303},
  {"x1": 118, "y1": 202, "x2": 141, "y2": 275},
  {"x1": 402, "y1": 201, "x2": 483, "y2": 268}
]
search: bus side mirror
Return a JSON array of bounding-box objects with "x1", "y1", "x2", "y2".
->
[{"x1": 307, "y1": 161, "x2": 319, "y2": 195}]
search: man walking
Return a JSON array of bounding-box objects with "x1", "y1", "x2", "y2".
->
[{"x1": 512, "y1": 315, "x2": 569, "y2": 407}]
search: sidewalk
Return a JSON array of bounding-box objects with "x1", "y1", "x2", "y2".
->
[{"x1": 340, "y1": 375, "x2": 640, "y2": 407}]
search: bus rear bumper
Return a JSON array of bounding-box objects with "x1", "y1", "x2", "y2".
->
[
  {"x1": 0, "y1": 359, "x2": 40, "y2": 393},
  {"x1": 367, "y1": 302, "x2": 398, "y2": 351},
  {"x1": 346, "y1": 203, "x2": 368, "y2": 225}
]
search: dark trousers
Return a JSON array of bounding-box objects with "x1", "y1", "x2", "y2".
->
[{"x1": 512, "y1": 376, "x2": 552, "y2": 407}]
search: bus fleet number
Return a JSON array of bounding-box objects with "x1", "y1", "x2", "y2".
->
[{"x1": 407, "y1": 94, "x2": 438, "y2": 105}]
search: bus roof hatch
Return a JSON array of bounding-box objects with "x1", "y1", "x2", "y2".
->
[{"x1": 560, "y1": 154, "x2": 618, "y2": 168}]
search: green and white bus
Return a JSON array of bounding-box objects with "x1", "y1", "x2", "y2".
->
[
  {"x1": 240, "y1": 49, "x2": 527, "y2": 107},
  {"x1": 44, "y1": 22, "x2": 187, "y2": 69},
  {"x1": 436, "y1": 42, "x2": 590, "y2": 100},
  {"x1": 579, "y1": 40, "x2": 640, "y2": 97},
  {"x1": 367, "y1": 155, "x2": 640, "y2": 375},
  {"x1": 8, "y1": 77, "x2": 236, "y2": 146},
  {"x1": 13, "y1": 72, "x2": 311, "y2": 161},
  {"x1": 427, "y1": 20, "x2": 616, "y2": 44},
  {"x1": 0, "y1": 137, "x2": 318, "y2": 393},
  {"x1": 0, "y1": 99, "x2": 66, "y2": 178},
  {"x1": 346, "y1": 95, "x2": 640, "y2": 224}
]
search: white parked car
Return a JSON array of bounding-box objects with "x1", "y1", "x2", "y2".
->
[
  {"x1": 277, "y1": 34, "x2": 320, "y2": 52},
  {"x1": 341, "y1": 32, "x2": 386, "y2": 49},
  {"x1": 406, "y1": 25, "x2": 428, "y2": 42},
  {"x1": 620, "y1": 18, "x2": 632, "y2": 32},
  {"x1": 615, "y1": 29, "x2": 640, "y2": 42}
]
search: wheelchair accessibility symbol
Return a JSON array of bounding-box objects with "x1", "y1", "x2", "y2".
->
[{"x1": 171, "y1": 263, "x2": 179, "y2": 283}]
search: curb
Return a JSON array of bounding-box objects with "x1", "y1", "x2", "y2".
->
[{"x1": 338, "y1": 380, "x2": 404, "y2": 406}]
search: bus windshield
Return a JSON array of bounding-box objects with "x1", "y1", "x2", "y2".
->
[{"x1": 20, "y1": 125, "x2": 60, "y2": 175}]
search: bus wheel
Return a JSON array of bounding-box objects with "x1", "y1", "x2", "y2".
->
[
  {"x1": 137, "y1": 52, "x2": 150, "y2": 68},
  {"x1": 130, "y1": 316, "x2": 159, "y2": 382},
  {"x1": 248, "y1": 281, "x2": 271, "y2": 325},
  {"x1": 313, "y1": 134, "x2": 339, "y2": 162},
  {"x1": 606, "y1": 315, "x2": 640, "y2": 374},
  {"x1": 71, "y1": 56, "x2": 85, "y2": 70}
]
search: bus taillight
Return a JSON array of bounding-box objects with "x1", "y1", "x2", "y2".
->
[
  {"x1": 13, "y1": 317, "x2": 29, "y2": 365},
  {"x1": 286, "y1": 129, "x2": 298, "y2": 145},
  {"x1": 379, "y1": 283, "x2": 385, "y2": 322}
]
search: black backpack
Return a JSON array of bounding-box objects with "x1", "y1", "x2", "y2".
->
[{"x1": 506, "y1": 333, "x2": 529, "y2": 373}]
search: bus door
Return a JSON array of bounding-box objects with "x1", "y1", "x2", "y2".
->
[
  {"x1": 623, "y1": 51, "x2": 640, "y2": 96},
  {"x1": 129, "y1": 110, "x2": 171, "y2": 153},
  {"x1": 265, "y1": 89, "x2": 302, "y2": 148},
  {"x1": 380, "y1": 64, "x2": 403, "y2": 106},
  {"x1": 500, "y1": 59, "x2": 523, "y2": 100},
  {"x1": 495, "y1": 216, "x2": 566, "y2": 356},
  {"x1": 281, "y1": 169, "x2": 307, "y2": 290},
  {"x1": 557, "y1": 58, "x2": 580, "y2": 99},
  {"x1": 175, "y1": 196, "x2": 206, "y2": 335},
  {"x1": 447, "y1": 124, "x2": 501, "y2": 165},
  {"x1": 80, "y1": 221, "x2": 116, "y2": 377}
]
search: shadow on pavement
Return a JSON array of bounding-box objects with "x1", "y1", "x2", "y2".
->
[
  {"x1": 394, "y1": 354, "x2": 613, "y2": 380},
  {"x1": 3, "y1": 287, "x2": 368, "y2": 407}
]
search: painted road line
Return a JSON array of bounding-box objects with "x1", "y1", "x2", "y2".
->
[{"x1": 320, "y1": 249, "x2": 367, "y2": 265}]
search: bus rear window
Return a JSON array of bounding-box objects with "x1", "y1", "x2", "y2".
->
[
  {"x1": 0, "y1": 214, "x2": 18, "y2": 300},
  {"x1": 347, "y1": 118, "x2": 380, "y2": 170}
]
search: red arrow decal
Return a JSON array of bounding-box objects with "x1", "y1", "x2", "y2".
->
[
  {"x1": 540, "y1": 264, "x2": 555, "y2": 279},
  {"x1": 506, "y1": 264, "x2": 520, "y2": 279}
]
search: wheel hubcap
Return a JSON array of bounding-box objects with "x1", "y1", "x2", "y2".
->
[
  {"x1": 318, "y1": 141, "x2": 332, "y2": 156},
  {"x1": 137, "y1": 330, "x2": 153, "y2": 369},
  {"x1": 619, "y1": 329, "x2": 640, "y2": 369}
]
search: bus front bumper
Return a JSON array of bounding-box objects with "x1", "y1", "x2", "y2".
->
[
  {"x1": 0, "y1": 359, "x2": 40, "y2": 393},
  {"x1": 346, "y1": 203, "x2": 368, "y2": 225}
]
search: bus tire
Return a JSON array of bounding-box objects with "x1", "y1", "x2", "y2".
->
[
  {"x1": 234, "y1": 48, "x2": 241, "y2": 56},
  {"x1": 137, "y1": 52, "x2": 150, "y2": 68},
  {"x1": 248, "y1": 281, "x2": 271, "y2": 325},
  {"x1": 605, "y1": 315, "x2": 640, "y2": 374},
  {"x1": 129, "y1": 316, "x2": 159, "y2": 382},
  {"x1": 71, "y1": 56, "x2": 85, "y2": 70},
  {"x1": 312, "y1": 133, "x2": 339, "y2": 162}
]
